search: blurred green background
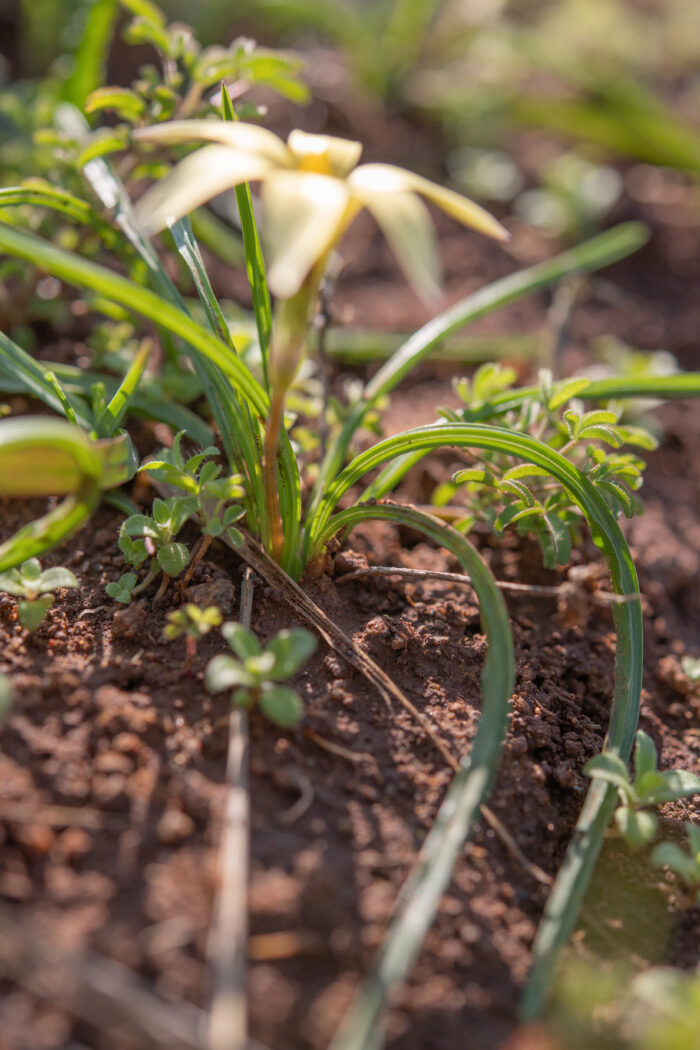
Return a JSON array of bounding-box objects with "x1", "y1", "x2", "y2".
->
[{"x1": 3, "y1": 0, "x2": 700, "y2": 247}]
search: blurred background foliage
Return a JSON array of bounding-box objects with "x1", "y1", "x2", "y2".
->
[{"x1": 2, "y1": 0, "x2": 700, "y2": 246}]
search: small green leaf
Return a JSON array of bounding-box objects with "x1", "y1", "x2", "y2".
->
[
  {"x1": 85, "y1": 86, "x2": 146, "y2": 122},
  {"x1": 223, "y1": 622, "x2": 262, "y2": 661},
  {"x1": 245, "y1": 652, "x2": 276, "y2": 677},
  {"x1": 635, "y1": 770, "x2": 667, "y2": 796},
  {"x1": 169, "y1": 496, "x2": 198, "y2": 533},
  {"x1": 123, "y1": 15, "x2": 170, "y2": 52},
  {"x1": 196, "y1": 605, "x2": 223, "y2": 629},
  {"x1": 495, "y1": 504, "x2": 542, "y2": 531},
  {"x1": 205, "y1": 654, "x2": 255, "y2": 692},
  {"x1": 548, "y1": 377, "x2": 591, "y2": 410},
  {"x1": 106, "y1": 572, "x2": 137, "y2": 604},
  {"x1": 0, "y1": 568, "x2": 27, "y2": 597},
  {"x1": 36, "y1": 567, "x2": 79, "y2": 593},
  {"x1": 226, "y1": 527, "x2": 244, "y2": 547},
  {"x1": 651, "y1": 842, "x2": 700, "y2": 886},
  {"x1": 121, "y1": 0, "x2": 166, "y2": 26},
  {"x1": 580, "y1": 425, "x2": 623, "y2": 447},
  {"x1": 17, "y1": 595, "x2": 54, "y2": 631},
  {"x1": 157, "y1": 542, "x2": 190, "y2": 577},
  {"x1": 108, "y1": 587, "x2": 130, "y2": 604},
  {"x1": 96, "y1": 340, "x2": 152, "y2": 437},
  {"x1": 198, "y1": 460, "x2": 220, "y2": 485},
  {"x1": 541, "y1": 531, "x2": 563, "y2": 571},
  {"x1": 498, "y1": 479, "x2": 536, "y2": 505},
  {"x1": 633, "y1": 729, "x2": 658, "y2": 785},
  {"x1": 77, "y1": 126, "x2": 130, "y2": 166},
  {"x1": 563, "y1": 409, "x2": 582, "y2": 438},
  {"x1": 581, "y1": 410, "x2": 619, "y2": 427},
  {"x1": 597, "y1": 478, "x2": 635, "y2": 517},
  {"x1": 122, "y1": 513, "x2": 156, "y2": 536},
  {"x1": 118, "y1": 534, "x2": 150, "y2": 568},
  {"x1": 615, "y1": 425, "x2": 659, "y2": 451},
  {"x1": 453, "y1": 377, "x2": 471, "y2": 405},
  {"x1": 615, "y1": 807, "x2": 658, "y2": 849},
  {"x1": 223, "y1": 505, "x2": 245, "y2": 526},
  {"x1": 471, "y1": 362, "x2": 517, "y2": 403},
  {"x1": 453, "y1": 467, "x2": 496, "y2": 486},
  {"x1": 170, "y1": 431, "x2": 187, "y2": 469},
  {"x1": 543, "y1": 513, "x2": 571, "y2": 566},
  {"x1": 152, "y1": 498, "x2": 171, "y2": 526},
  {"x1": 641, "y1": 770, "x2": 700, "y2": 807},
  {"x1": 584, "y1": 752, "x2": 633, "y2": 795},
  {"x1": 259, "y1": 684, "x2": 304, "y2": 728},
  {"x1": 21, "y1": 559, "x2": 42, "y2": 582},
  {"x1": 267, "y1": 628, "x2": 317, "y2": 680},
  {"x1": 502, "y1": 465, "x2": 550, "y2": 481},
  {"x1": 165, "y1": 603, "x2": 222, "y2": 641}
]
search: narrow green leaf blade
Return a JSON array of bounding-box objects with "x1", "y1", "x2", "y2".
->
[
  {"x1": 221, "y1": 82, "x2": 273, "y2": 389},
  {"x1": 97, "y1": 341, "x2": 152, "y2": 436},
  {"x1": 325, "y1": 503, "x2": 513, "y2": 1050}
]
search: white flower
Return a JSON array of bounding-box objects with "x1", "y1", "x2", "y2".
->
[{"x1": 133, "y1": 121, "x2": 508, "y2": 300}]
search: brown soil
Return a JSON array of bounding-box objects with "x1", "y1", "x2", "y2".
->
[{"x1": 2, "y1": 132, "x2": 700, "y2": 1050}]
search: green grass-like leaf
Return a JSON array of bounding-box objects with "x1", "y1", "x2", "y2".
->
[
  {"x1": 0, "y1": 419, "x2": 133, "y2": 570},
  {"x1": 0, "y1": 182, "x2": 120, "y2": 248},
  {"x1": 95, "y1": 340, "x2": 151, "y2": 436},
  {"x1": 325, "y1": 503, "x2": 512, "y2": 1050},
  {"x1": 308, "y1": 421, "x2": 642, "y2": 1023},
  {"x1": 0, "y1": 331, "x2": 92, "y2": 430},
  {"x1": 460, "y1": 373, "x2": 700, "y2": 423},
  {"x1": 62, "y1": 0, "x2": 119, "y2": 109},
  {"x1": 0, "y1": 221, "x2": 269, "y2": 415},
  {"x1": 221, "y1": 83, "x2": 273, "y2": 389},
  {"x1": 0, "y1": 353, "x2": 214, "y2": 447}
]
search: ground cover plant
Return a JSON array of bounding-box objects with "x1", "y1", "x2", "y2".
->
[
  {"x1": 2, "y1": 2, "x2": 700, "y2": 1048},
  {"x1": 0, "y1": 556, "x2": 79, "y2": 630}
]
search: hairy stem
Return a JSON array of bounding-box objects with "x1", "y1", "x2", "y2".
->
[
  {"x1": 130, "y1": 569, "x2": 156, "y2": 597},
  {"x1": 182, "y1": 533, "x2": 213, "y2": 588}
]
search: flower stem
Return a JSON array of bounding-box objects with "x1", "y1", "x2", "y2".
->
[
  {"x1": 263, "y1": 391, "x2": 286, "y2": 563},
  {"x1": 263, "y1": 262, "x2": 329, "y2": 563}
]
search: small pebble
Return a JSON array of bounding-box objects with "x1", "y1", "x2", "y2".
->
[
  {"x1": 185, "y1": 577, "x2": 235, "y2": 616},
  {"x1": 157, "y1": 808, "x2": 195, "y2": 844},
  {"x1": 60, "y1": 827, "x2": 91, "y2": 860}
]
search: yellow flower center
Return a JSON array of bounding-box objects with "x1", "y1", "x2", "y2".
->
[
  {"x1": 287, "y1": 129, "x2": 363, "y2": 179},
  {"x1": 296, "y1": 152, "x2": 334, "y2": 176}
]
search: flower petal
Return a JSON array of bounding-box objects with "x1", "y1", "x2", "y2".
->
[
  {"x1": 287, "y1": 130, "x2": 362, "y2": 177},
  {"x1": 351, "y1": 180, "x2": 442, "y2": 301},
  {"x1": 350, "y1": 163, "x2": 509, "y2": 241},
  {"x1": 133, "y1": 120, "x2": 292, "y2": 167},
  {"x1": 262, "y1": 172, "x2": 352, "y2": 298},
  {"x1": 133, "y1": 145, "x2": 274, "y2": 235}
]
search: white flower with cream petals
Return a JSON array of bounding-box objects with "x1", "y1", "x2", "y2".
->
[{"x1": 133, "y1": 120, "x2": 508, "y2": 301}]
